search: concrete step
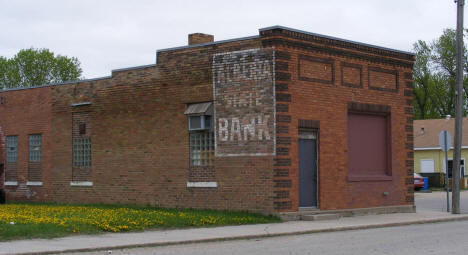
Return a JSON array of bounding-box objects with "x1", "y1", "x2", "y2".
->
[{"x1": 301, "y1": 213, "x2": 341, "y2": 221}]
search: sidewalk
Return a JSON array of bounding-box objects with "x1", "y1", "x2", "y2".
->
[{"x1": 1, "y1": 209, "x2": 467, "y2": 255}]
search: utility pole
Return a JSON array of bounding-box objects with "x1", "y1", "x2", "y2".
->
[{"x1": 453, "y1": 0, "x2": 464, "y2": 214}]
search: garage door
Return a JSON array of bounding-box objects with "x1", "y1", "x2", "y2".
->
[{"x1": 420, "y1": 159, "x2": 434, "y2": 173}]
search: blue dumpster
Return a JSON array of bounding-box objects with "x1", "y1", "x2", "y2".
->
[{"x1": 422, "y1": 177, "x2": 429, "y2": 190}]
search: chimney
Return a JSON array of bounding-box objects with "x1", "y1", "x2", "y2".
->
[{"x1": 188, "y1": 33, "x2": 214, "y2": 45}]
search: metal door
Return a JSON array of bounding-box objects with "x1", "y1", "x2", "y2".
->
[{"x1": 299, "y1": 131, "x2": 318, "y2": 208}]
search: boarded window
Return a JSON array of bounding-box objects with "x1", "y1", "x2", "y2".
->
[
  {"x1": 348, "y1": 113, "x2": 390, "y2": 177},
  {"x1": 6, "y1": 136, "x2": 18, "y2": 163},
  {"x1": 29, "y1": 134, "x2": 42, "y2": 162}
]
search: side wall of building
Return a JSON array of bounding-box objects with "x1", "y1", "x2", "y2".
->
[{"x1": 41, "y1": 37, "x2": 276, "y2": 213}]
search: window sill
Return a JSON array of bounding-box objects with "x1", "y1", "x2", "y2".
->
[
  {"x1": 70, "y1": 181, "x2": 93, "y2": 187},
  {"x1": 4, "y1": 181, "x2": 18, "y2": 186},
  {"x1": 347, "y1": 175, "x2": 392, "y2": 182},
  {"x1": 187, "y1": 182, "x2": 217, "y2": 188},
  {"x1": 27, "y1": 181, "x2": 43, "y2": 186}
]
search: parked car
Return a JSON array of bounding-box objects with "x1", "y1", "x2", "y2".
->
[{"x1": 414, "y1": 173, "x2": 425, "y2": 190}]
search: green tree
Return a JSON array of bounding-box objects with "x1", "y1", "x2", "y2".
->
[
  {"x1": 0, "y1": 48, "x2": 82, "y2": 89},
  {"x1": 413, "y1": 29, "x2": 468, "y2": 119}
]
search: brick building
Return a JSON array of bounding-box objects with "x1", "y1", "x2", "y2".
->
[{"x1": 0, "y1": 26, "x2": 415, "y2": 216}]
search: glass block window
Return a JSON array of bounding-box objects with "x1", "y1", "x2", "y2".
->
[
  {"x1": 29, "y1": 134, "x2": 42, "y2": 162},
  {"x1": 190, "y1": 131, "x2": 214, "y2": 166},
  {"x1": 6, "y1": 136, "x2": 18, "y2": 163},
  {"x1": 73, "y1": 138, "x2": 91, "y2": 167}
]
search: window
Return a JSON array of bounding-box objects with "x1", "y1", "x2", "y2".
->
[
  {"x1": 348, "y1": 112, "x2": 390, "y2": 179},
  {"x1": 73, "y1": 138, "x2": 91, "y2": 167},
  {"x1": 29, "y1": 134, "x2": 42, "y2": 162},
  {"x1": 185, "y1": 102, "x2": 214, "y2": 166},
  {"x1": 6, "y1": 136, "x2": 18, "y2": 163},
  {"x1": 190, "y1": 131, "x2": 214, "y2": 166}
]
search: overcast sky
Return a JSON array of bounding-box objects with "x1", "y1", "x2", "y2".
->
[{"x1": 0, "y1": 0, "x2": 465, "y2": 79}]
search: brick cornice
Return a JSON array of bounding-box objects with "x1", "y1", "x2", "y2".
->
[
  {"x1": 262, "y1": 38, "x2": 413, "y2": 69},
  {"x1": 260, "y1": 27, "x2": 414, "y2": 62}
]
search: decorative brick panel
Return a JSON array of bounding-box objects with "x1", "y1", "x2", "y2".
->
[
  {"x1": 341, "y1": 62, "x2": 362, "y2": 88},
  {"x1": 298, "y1": 55, "x2": 334, "y2": 85},
  {"x1": 368, "y1": 67, "x2": 398, "y2": 93}
]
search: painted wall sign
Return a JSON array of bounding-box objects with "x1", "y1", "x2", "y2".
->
[{"x1": 213, "y1": 48, "x2": 275, "y2": 156}]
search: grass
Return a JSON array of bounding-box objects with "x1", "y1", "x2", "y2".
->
[{"x1": 0, "y1": 203, "x2": 280, "y2": 241}]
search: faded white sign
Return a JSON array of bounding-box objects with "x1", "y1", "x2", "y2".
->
[{"x1": 213, "y1": 48, "x2": 275, "y2": 156}]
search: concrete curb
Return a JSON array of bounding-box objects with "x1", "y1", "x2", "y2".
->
[{"x1": 13, "y1": 214, "x2": 468, "y2": 255}]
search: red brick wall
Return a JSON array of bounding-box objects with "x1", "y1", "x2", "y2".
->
[
  {"x1": 261, "y1": 28, "x2": 414, "y2": 211},
  {"x1": 41, "y1": 37, "x2": 275, "y2": 213},
  {"x1": 0, "y1": 28, "x2": 414, "y2": 214},
  {"x1": 0, "y1": 87, "x2": 52, "y2": 201}
]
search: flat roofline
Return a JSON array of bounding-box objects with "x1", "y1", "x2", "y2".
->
[
  {"x1": 156, "y1": 35, "x2": 260, "y2": 53},
  {"x1": 111, "y1": 63, "x2": 157, "y2": 73},
  {"x1": 259, "y1": 25, "x2": 415, "y2": 56},
  {"x1": 0, "y1": 62, "x2": 160, "y2": 92},
  {"x1": 0, "y1": 76, "x2": 112, "y2": 92}
]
